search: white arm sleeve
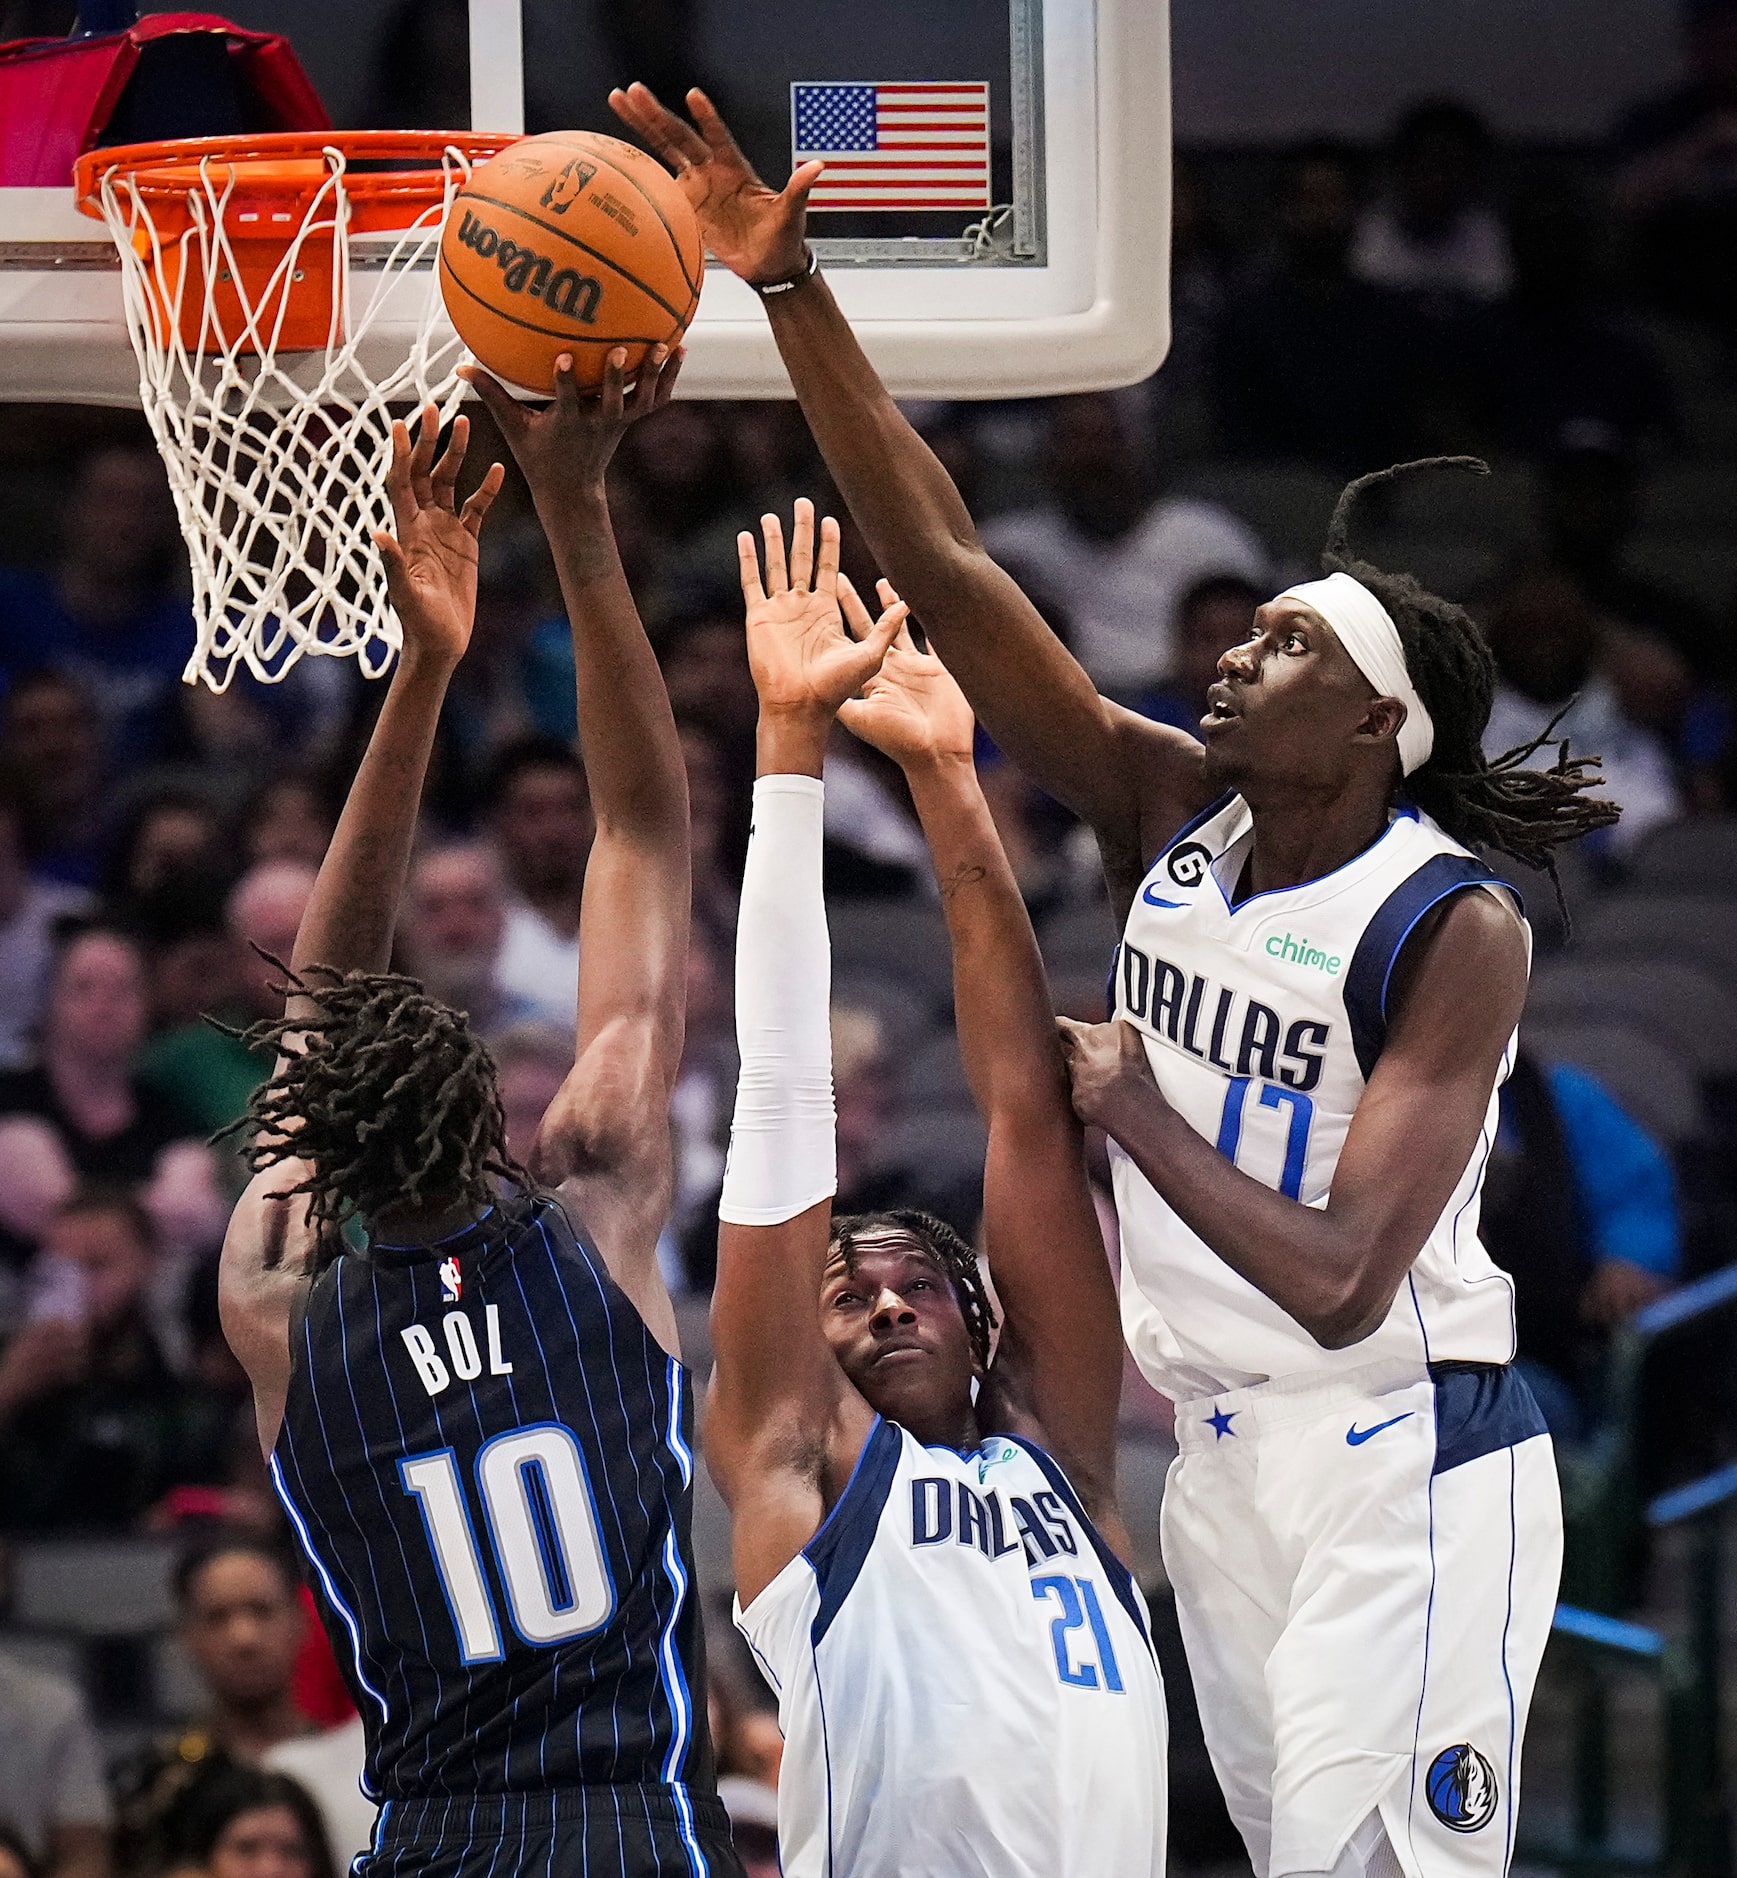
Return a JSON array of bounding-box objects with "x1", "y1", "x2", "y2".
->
[{"x1": 717, "y1": 774, "x2": 838, "y2": 1226}]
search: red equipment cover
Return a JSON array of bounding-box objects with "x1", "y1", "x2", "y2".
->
[{"x1": 0, "y1": 11, "x2": 330, "y2": 188}]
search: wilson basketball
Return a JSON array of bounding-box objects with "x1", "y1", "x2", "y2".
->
[{"x1": 440, "y1": 131, "x2": 702, "y2": 395}]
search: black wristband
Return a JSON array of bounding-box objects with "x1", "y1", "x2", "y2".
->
[{"x1": 751, "y1": 247, "x2": 819, "y2": 297}]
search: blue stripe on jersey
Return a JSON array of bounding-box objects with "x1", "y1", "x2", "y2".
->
[
  {"x1": 269, "y1": 1451, "x2": 391, "y2": 1722},
  {"x1": 1003, "y1": 1436, "x2": 1152, "y2": 1645},
  {"x1": 1429, "y1": 1362, "x2": 1547, "y2": 1475},
  {"x1": 805, "y1": 1418, "x2": 903, "y2": 1647},
  {"x1": 1343, "y1": 853, "x2": 1511, "y2": 1078},
  {"x1": 654, "y1": 1361, "x2": 709, "y2": 1877}
]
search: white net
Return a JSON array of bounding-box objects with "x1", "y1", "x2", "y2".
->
[{"x1": 89, "y1": 143, "x2": 478, "y2": 690}]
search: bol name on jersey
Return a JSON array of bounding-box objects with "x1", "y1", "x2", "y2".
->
[
  {"x1": 737, "y1": 1419, "x2": 1167, "y2": 1878},
  {"x1": 269, "y1": 1196, "x2": 718, "y2": 1845},
  {"x1": 1113, "y1": 794, "x2": 1527, "y2": 1401}
]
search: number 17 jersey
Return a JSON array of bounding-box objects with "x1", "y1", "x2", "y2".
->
[{"x1": 736, "y1": 1418, "x2": 1167, "y2": 1878}]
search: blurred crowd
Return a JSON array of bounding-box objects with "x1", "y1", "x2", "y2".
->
[{"x1": 3, "y1": 14, "x2": 1737, "y2": 1870}]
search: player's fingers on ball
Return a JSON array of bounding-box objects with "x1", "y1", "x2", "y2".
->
[
  {"x1": 631, "y1": 346, "x2": 668, "y2": 418},
  {"x1": 788, "y1": 497, "x2": 815, "y2": 591},
  {"x1": 596, "y1": 349, "x2": 627, "y2": 423},
  {"x1": 737, "y1": 531, "x2": 766, "y2": 606},
  {"x1": 654, "y1": 347, "x2": 685, "y2": 409},
  {"x1": 552, "y1": 353, "x2": 584, "y2": 419},
  {"x1": 459, "y1": 365, "x2": 519, "y2": 431},
  {"x1": 760, "y1": 511, "x2": 788, "y2": 593}
]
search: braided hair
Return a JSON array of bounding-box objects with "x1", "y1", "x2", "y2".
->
[
  {"x1": 216, "y1": 960, "x2": 532, "y2": 1260},
  {"x1": 830, "y1": 1208, "x2": 997, "y2": 1373},
  {"x1": 1322, "y1": 456, "x2": 1620, "y2": 872}
]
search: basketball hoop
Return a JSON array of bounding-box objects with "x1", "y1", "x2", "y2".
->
[{"x1": 73, "y1": 130, "x2": 517, "y2": 690}]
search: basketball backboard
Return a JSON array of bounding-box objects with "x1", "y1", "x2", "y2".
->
[{"x1": 0, "y1": 0, "x2": 1168, "y2": 403}]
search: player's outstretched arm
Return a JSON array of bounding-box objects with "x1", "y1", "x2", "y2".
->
[
  {"x1": 466, "y1": 348, "x2": 690, "y2": 1356},
  {"x1": 707, "y1": 502, "x2": 901, "y2": 1607},
  {"x1": 609, "y1": 82, "x2": 1208, "y2": 910},
  {"x1": 1060, "y1": 890, "x2": 1529, "y2": 1347},
  {"x1": 224, "y1": 408, "x2": 504, "y2": 1452},
  {"x1": 837, "y1": 603, "x2": 1129, "y2": 1556}
]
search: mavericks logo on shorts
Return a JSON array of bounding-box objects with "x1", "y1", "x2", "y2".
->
[{"x1": 1426, "y1": 1744, "x2": 1499, "y2": 1833}]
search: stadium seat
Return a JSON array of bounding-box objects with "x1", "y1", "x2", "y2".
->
[
  {"x1": 1171, "y1": 462, "x2": 1343, "y2": 562},
  {"x1": 1574, "y1": 895, "x2": 1737, "y2": 981},
  {"x1": 828, "y1": 902, "x2": 956, "y2": 1012},
  {"x1": 1526, "y1": 958, "x2": 1737, "y2": 1079},
  {"x1": 1524, "y1": 1022, "x2": 1707, "y2": 1147},
  {"x1": 10, "y1": 1540, "x2": 177, "y2": 1636},
  {"x1": 1624, "y1": 817, "x2": 1737, "y2": 895}
]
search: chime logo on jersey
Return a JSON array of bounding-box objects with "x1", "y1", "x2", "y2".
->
[
  {"x1": 1426, "y1": 1743, "x2": 1499, "y2": 1832},
  {"x1": 439, "y1": 1257, "x2": 462, "y2": 1304}
]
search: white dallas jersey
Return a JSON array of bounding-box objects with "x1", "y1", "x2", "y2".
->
[
  {"x1": 737, "y1": 1417, "x2": 1167, "y2": 1877},
  {"x1": 1114, "y1": 795, "x2": 1526, "y2": 1401}
]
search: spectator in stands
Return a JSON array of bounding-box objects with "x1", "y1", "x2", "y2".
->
[
  {"x1": 150, "y1": 1765, "x2": 333, "y2": 1878},
  {"x1": 490, "y1": 1022, "x2": 575, "y2": 1173},
  {"x1": 259, "y1": 1726, "x2": 371, "y2": 1876},
  {"x1": 0, "y1": 1826, "x2": 36, "y2": 1878},
  {"x1": 140, "y1": 863, "x2": 314, "y2": 1137},
  {"x1": 1216, "y1": 141, "x2": 1425, "y2": 474},
  {"x1": 658, "y1": 594, "x2": 762, "y2": 760},
  {"x1": 0, "y1": 1184, "x2": 197, "y2": 1531},
  {"x1": 1480, "y1": 562, "x2": 1683, "y2": 850},
  {"x1": 1351, "y1": 99, "x2": 1512, "y2": 303},
  {"x1": 1137, "y1": 574, "x2": 1263, "y2": 735},
  {"x1": 615, "y1": 401, "x2": 745, "y2": 594},
  {"x1": 0, "y1": 782, "x2": 89, "y2": 1070},
  {"x1": 103, "y1": 790, "x2": 224, "y2": 914},
  {"x1": 0, "y1": 447, "x2": 191, "y2": 769},
  {"x1": 239, "y1": 777, "x2": 334, "y2": 875},
  {"x1": 482, "y1": 737, "x2": 592, "y2": 1028},
  {"x1": 677, "y1": 714, "x2": 749, "y2": 939},
  {"x1": 0, "y1": 669, "x2": 107, "y2": 890},
  {"x1": 0, "y1": 925, "x2": 213, "y2": 1254},
  {"x1": 668, "y1": 928, "x2": 732, "y2": 1282},
  {"x1": 1482, "y1": 1048, "x2": 1681, "y2": 1440},
  {"x1": 0, "y1": 1654, "x2": 111, "y2": 1878},
  {"x1": 1612, "y1": 0, "x2": 1737, "y2": 342},
  {"x1": 980, "y1": 393, "x2": 1267, "y2": 695},
  {"x1": 135, "y1": 879, "x2": 244, "y2": 1037},
  {"x1": 114, "y1": 1539, "x2": 316, "y2": 1875},
  {"x1": 399, "y1": 841, "x2": 535, "y2": 1038}
]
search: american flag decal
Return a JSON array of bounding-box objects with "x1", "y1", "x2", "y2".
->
[{"x1": 792, "y1": 81, "x2": 991, "y2": 213}]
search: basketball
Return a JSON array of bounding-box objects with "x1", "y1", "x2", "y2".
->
[{"x1": 439, "y1": 131, "x2": 703, "y2": 395}]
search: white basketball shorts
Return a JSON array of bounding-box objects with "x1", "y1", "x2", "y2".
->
[{"x1": 1161, "y1": 1359, "x2": 1561, "y2": 1878}]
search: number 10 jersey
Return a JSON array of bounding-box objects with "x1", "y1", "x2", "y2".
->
[
  {"x1": 270, "y1": 1196, "x2": 717, "y2": 1821},
  {"x1": 736, "y1": 1418, "x2": 1167, "y2": 1878},
  {"x1": 1113, "y1": 794, "x2": 1528, "y2": 1402}
]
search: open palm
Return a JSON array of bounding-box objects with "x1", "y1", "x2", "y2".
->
[
  {"x1": 839, "y1": 596, "x2": 975, "y2": 767},
  {"x1": 375, "y1": 405, "x2": 503, "y2": 666},
  {"x1": 738, "y1": 499, "x2": 906, "y2": 718},
  {"x1": 610, "y1": 83, "x2": 819, "y2": 285}
]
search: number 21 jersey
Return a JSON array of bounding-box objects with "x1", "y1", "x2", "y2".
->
[{"x1": 736, "y1": 1418, "x2": 1167, "y2": 1878}]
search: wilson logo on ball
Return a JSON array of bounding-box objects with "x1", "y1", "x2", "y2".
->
[{"x1": 452, "y1": 212, "x2": 601, "y2": 322}]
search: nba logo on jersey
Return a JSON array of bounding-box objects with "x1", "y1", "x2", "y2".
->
[{"x1": 439, "y1": 1257, "x2": 462, "y2": 1303}]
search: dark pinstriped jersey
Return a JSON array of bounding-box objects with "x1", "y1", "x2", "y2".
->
[{"x1": 270, "y1": 1196, "x2": 715, "y2": 1815}]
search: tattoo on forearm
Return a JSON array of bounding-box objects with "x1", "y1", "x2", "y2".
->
[{"x1": 938, "y1": 862, "x2": 988, "y2": 902}]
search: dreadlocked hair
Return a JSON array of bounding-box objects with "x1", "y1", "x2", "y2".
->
[
  {"x1": 215, "y1": 959, "x2": 532, "y2": 1262},
  {"x1": 1322, "y1": 456, "x2": 1621, "y2": 880},
  {"x1": 830, "y1": 1208, "x2": 997, "y2": 1373}
]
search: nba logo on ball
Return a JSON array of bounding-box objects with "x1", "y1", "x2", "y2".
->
[
  {"x1": 1426, "y1": 1744, "x2": 1498, "y2": 1832},
  {"x1": 440, "y1": 1258, "x2": 462, "y2": 1304}
]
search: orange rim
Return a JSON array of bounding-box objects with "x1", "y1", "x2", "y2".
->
[{"x1": 73, "y1": 130, "x2": 520, "y2": 235}]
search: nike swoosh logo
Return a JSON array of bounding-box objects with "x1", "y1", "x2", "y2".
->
[
  {"x1": 1346, "y1": 1412, "x2": 1414, "y2": 1446},
  {"x1": 1141, "y1": 886, "x2": 1185, "y2": 907}
]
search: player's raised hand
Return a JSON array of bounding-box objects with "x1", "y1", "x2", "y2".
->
[
  {"x1": 462, "y1": 345, "x2": 682, "y2": 503},
  {"x1": 739, "y1": 499, "x2": 907, "y2": 726},
  {"x1": 374, "y1": 404, "x2": 504, "y2": 668},
  {"x1": 838, "y1": 581, "x2": 975, "y2": 771},
  {"x1": 610, "y1": 83, "x2": 819, "y2": 285}
]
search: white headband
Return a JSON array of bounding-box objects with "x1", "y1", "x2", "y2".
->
[{"x1": 1275, "y1": 571, "x2": 1435, "y2": 775}]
